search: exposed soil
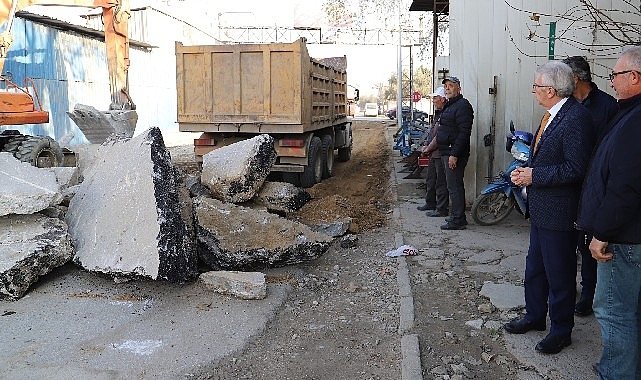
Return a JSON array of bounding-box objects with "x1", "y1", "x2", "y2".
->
[{"x1": 288, "y1": 120, "x2": 394, "y2": 232}]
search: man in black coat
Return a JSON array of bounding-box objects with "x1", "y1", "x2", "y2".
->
[
  {"x1": 576, "y1": 46, "x2": 641, "y2": 379},
  {"x1": 505, "y1": 61, "x2": 594, "y2": 355},
  {"x1": 435, "y1": 76, "x2": 474, "y2": 230},
  {"x1": 562, "y1": 56, "x2": 618, "y2": 317}
]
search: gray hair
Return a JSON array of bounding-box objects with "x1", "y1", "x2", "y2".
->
[
  {"x1": 536, "y1": 61, "x2": 575, "y2": 98},
  {"x1": 621, "y1": 46, "x2": 641, "y2": 70}
]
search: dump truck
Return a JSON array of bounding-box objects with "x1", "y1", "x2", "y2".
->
[
  {"x1": 0, "y1": 0, "x2": 137, "y2": 167},
  {"x1": 175, "y1": 38, "x2": 358, "y2": 188}
]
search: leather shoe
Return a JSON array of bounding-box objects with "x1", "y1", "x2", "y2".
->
[
  {"x1": 574, "y1": 297, "x2": 594, "y2": 317},
  {"x1": 426, "y1": 210, "x2": 448, "y2": 217},
  {"x1": 535, "y1": 333, "x2": 572, "y2": 354},
  {"x1": 417, "y1": 204, "x2": 433, "y2": 211},
  {"x1": 445, "y1": 216, "x2": 468, "y2": 225},
  {"x1": 503, "y1": 317, "x2": 546, "y2": 334},
  {"x1": 440, "y1": 222, "x2": 466, "y2": 230}
]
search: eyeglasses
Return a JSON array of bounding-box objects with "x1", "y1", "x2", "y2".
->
[
  {"x1": 532, "y1": 83, "x2": 552, "y2": 90},
  {"x1": 608, "y1": 70, "x2": 639, "y2": 81}
]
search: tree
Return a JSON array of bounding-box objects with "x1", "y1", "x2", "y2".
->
[{"x1": 382, "y1": 65, "x2": 432, "y2": 103}]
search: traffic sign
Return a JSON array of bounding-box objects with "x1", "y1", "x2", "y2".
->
[{"x1": 412, "y1": 91, "x2": 421, "y2": 102}]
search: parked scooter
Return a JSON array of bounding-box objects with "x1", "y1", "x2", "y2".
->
[{"x1": 471, "y1": 122, "x2": 532, "y2": 225}]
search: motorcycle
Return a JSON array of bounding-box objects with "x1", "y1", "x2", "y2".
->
[{"x1": 471, "y1": 122, "x2": 533, "y2": 225}]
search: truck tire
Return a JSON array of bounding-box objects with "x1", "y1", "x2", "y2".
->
[
  {"x1": 300, "y1": 136, "x2": 322, "y2": 188},
  {"x1": 320, "y1": 134, "x2": 334, "y2": 179},
  {"x1": 336, "y1": 142, "x2": 352, "y2": 162},
  {"x1": 0, "y1": 136, "x2": 28, "y2": 155},
  {"x1": 13, "y1": 136, "x2": 64, "y2": 168}
]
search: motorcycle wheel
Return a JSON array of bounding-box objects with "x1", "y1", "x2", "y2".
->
[{"x1": 471, "y1": 192, "x2": 515, "y2": 226}]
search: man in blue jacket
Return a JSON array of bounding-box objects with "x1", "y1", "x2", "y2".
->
[
  {"x1": 562, "y1": 55, "x2": 618, "y2": 317},
  {"x1": 436, "y1": 76, "x2": 474, "y2": 230},
  {"x1": 576, "y1": 46, "x2": 641, "y2": 380},
  {"x1": 505, "y1": 61, "x2": 594, "y2": 355}
]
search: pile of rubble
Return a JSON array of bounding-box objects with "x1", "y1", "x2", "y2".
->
[{"x1": 0, "y1": 128, "x2": 347, "y2": 300}]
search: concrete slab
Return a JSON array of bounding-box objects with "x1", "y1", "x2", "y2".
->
[
  {"x1": 201, "y1": 134, "x2": 277, "y2": 203},
  {"x1": 0, "y1": 214, "x2": 73, "y2": 299},
  {"x1": 194, "y1": 196, "x2": 332, "y2": 270},
  {"x1": 0, "y1": 153, "x2": 62, "y2": 216},
  {"x1": 66, "y1": 128, "x2": 196, "y2": 282}
]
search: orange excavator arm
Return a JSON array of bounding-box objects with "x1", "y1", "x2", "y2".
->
[{"x1": 0, "y1": 0, "x2": 133, "y2": 111}]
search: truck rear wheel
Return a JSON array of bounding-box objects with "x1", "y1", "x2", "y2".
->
[
  {"x1": 300, "y1": 136, "x2": 322, "y2": 188},
  {"x1": 320, "y1": 134, "x2": 334, "y2": 179},
  {"x1": 336, "y1": 142, "x2": 352, "y2": 162},
  {"x1": 13, "y1": 136, "x2": 64, "y2": 168}
]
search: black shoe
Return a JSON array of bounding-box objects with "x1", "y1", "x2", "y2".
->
[
  {"x1": 445, "y1": 216, "x2": 468, "y2": 225},
  {"x1": 417, "y1": 204, "x2": 433, "y2": 211},
  {"x1": 535, "y1": 333, "x2": 572, "y2": 354},
  {"x1": 440, "y1": 222, "x2": 466, "y2": 230},
  {"x1": 575, "y1": 297, "x2": 594, "y2": 317},
  {"x1": 426, "y1": 210, "x2": 448, "y2": 217},
  {"x1": 503, "y1": 317, "x2": 546, "y2": 334}
]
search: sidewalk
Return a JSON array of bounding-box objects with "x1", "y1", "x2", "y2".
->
[{"x1": 388, "y1": 125, "x2": 601, "y2": 379}]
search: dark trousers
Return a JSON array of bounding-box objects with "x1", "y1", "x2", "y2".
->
[
  {"x1": 525, "y1": 224, "x2": 578, "y2": 337},
  {"x1": 441, "y1": 155, "x2": 468, "y2": 225},
  {"x1": 577, "y1": 232, "x2": 597, "y2": 300},
  {"x1": 424, "y1": 155, "x2": 449, "y2": 212}
]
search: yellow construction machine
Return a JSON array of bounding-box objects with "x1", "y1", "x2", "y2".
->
[{"x1": 0, "y1": 0, "x2": 136, "y2": 167}]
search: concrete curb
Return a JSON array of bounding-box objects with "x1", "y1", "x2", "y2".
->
[{"x1": 387, "y1": 128, "x2": 423, "y2": 380}]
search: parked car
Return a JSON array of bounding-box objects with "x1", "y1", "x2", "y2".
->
[
  {"x1": 386, "y1": 106, "x2": 427, "y2": 121},
  {"x1": 364, "y1": 103, "x2": 379, "y2": 117}
]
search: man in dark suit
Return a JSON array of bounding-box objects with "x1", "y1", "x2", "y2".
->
[{"x1": 504, "y1": 61, "x2": 594, "y2": 355}]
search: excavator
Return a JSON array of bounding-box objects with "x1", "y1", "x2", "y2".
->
[{"x1": 0, "y1": 0, "x2": 136, "y2": 167}]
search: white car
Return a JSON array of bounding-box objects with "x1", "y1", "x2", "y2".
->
[{"x1": 364, "y1": 103, "x2": 378, "y2": 117}]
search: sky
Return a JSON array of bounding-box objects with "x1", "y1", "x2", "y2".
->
[
  {"x1": 194, "y1": 0, "x2": 427, "y2": 97},
  {"x1": 22, "y1": 0, "x2": 426, "y2": 98}
]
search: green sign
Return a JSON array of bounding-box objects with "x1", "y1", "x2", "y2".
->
[{"x1": 548, "y1": 22, "x2": 556, "y2": 60}]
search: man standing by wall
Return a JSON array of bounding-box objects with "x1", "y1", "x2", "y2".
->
[
  {"x1": 576, "y1": 46, "x2": 641, "y2": 379},
  {"x1": 417, "y1": 86, "x2": 449, "y2": 217},
  {"x1": 436, "y1": 76, "x2": 474, "y2": 230},
  {"x1": 562, "y1": 56, "x2": 618, "y2": 317},
  {"x1": 505, "y1": 61, "x2": 594, "y2": 355}
]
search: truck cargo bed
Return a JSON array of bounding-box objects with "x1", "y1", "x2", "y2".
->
[{"x1": 176, "y1": 38, "x2": 348, "y2": 134}]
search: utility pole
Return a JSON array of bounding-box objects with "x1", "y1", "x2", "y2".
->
[{"x1": 397, "y1": 0, "x2": 403, "y2": 133}]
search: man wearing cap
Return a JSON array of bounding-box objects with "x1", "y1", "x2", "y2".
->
[
  {"x1": 417, "y1": 86, "x2": 449, "y2": 217},
  {"x1": 436, "y1": 76, "x2": 474, "y2": 230}
]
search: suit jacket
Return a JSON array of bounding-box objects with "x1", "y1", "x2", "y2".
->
[{"x1": 527, "y1": 97, "x2": 595, "y2": 231}]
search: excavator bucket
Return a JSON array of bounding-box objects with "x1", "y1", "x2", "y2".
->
[{"x1": 67, "y1": 104, "x2": 137, "y2": 144}]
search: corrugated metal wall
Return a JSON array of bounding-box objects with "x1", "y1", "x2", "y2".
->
[
  {"x1": 1, "y1": 7, "x2": 215, "y2": 145},
  {"x1": 446, "y1": 0, "x2": 627, "y2": 198}
]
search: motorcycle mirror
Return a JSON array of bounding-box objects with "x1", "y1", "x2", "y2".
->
[{"x1": 509, "y1": 121, "x2": 515, "y2": 133}]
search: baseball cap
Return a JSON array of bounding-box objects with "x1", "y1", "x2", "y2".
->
[
  {"x1": 428, "y1": 87, "x2": 446, "y2": 97},
  {"x1": 442, "y1": 76, "x2": 460, "y2": 84}
]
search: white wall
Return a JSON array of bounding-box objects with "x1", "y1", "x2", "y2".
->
[{"x1": 446, "y1": 0, "x2": 628, "y2": 199}]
